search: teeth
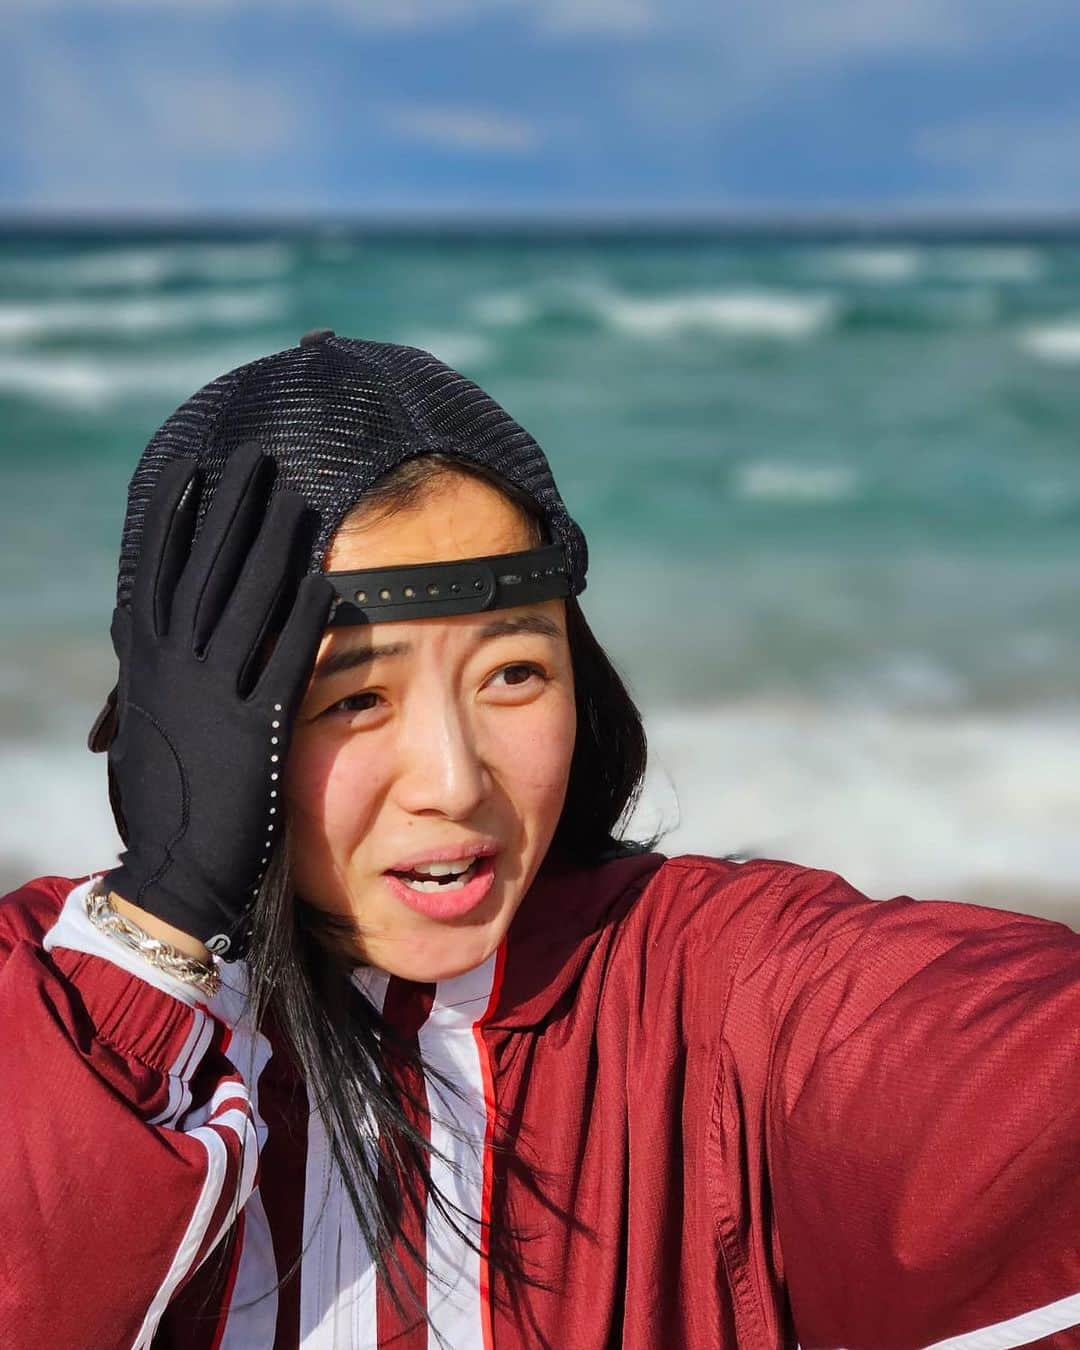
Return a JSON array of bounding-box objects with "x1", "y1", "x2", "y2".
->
[
  {"x1": 402, "y1": 875, "x2": 469, "y2": 893},
  {"x1": 410, "y1": 857, "x2": 477, "y2": 878}
]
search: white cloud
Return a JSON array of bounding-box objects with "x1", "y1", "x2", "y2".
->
[
  {"x1": 7, "y1": 35, "x2": 308, "y2": 210},
  {"x1": 383, "y1": 103, "x2": 543, "y2": 152}
]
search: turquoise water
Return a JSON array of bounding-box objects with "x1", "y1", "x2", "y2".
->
[{"x1": 2, "y1": 228, "x2": 1078, "y2": 905}]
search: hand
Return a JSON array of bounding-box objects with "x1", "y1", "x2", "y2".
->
[{"x1": 104, "y1": 442, "x2": 335, "y2": 959}]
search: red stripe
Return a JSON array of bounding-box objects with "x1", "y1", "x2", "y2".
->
[
  {"x1": 472, "y1": 944, "x2": 507, "y2": 1350},
  {"x1": 376, "y1": 979, "x2": 435, "y2": 1350}
]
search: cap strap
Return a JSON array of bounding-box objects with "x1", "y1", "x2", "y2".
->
[{"x1": 326, "y1": 543, "x2": 570, "y2": 626}]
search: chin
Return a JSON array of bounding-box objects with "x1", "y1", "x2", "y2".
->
[
  {"x1": 388, "y1": 939, "x2": 498, "y2": 985},
  {"x1": 367, "y1": 915, "x2": 506, "y2": 982}
]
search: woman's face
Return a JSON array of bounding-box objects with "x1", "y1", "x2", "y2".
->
[{"x1": 284, "y1": 473, "x2": 577, "y2": 982}]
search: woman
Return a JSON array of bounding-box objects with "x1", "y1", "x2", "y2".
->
[{"x1": 1, "y1": 332, "x2": 1076, "y2": 1350}]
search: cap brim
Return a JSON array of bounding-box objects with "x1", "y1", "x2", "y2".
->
[{"x1": 88, "y1": 684, "x2": 118, "y2": 753}]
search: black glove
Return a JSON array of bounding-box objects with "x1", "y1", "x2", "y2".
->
[{"x1": 104, "y1": 441, "x2": 335, "y2": 959}]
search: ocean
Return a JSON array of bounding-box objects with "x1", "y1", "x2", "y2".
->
[{"x1": 1, "y1": 226, "x2": 1077, "y2": 921}]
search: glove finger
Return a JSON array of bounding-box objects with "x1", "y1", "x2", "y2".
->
[
  {"x1": 170, "y1": 441, "x2": 275, "y2": 654},
  {"x1": 252, "y1": 573, "x2": 336, "y2": 719},
  {"x1": 207, "y1": 489, "x2": 313, "y2": 681},
  {"x1": 130, "y1": 457, "x2": 201, "y2": 639}
]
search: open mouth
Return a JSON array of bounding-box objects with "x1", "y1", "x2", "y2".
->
[
  {"x1": 381, "y1": 855, "x2": 497, "y2": 918},
  {"x1": 385, "y1": 856, "x2": 486, "y2": 893}
]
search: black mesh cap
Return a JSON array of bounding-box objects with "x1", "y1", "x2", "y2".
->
[{"x1": 114, "y1": 331, "x2": 588, "y2": 610}]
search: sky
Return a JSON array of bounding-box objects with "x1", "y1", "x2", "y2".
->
[{"x1": 3, "y1": 0, "x2": 1080, "y2": 217}]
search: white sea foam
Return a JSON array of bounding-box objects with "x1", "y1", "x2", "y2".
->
[
  {"x1": 0, "y1": 740, "x2": 122, "y2": 891},
  {"x1": 808, "y1": 246, "x2": 925, "y2": 284},
  {"x1": 821, "y1": 651, "x2": 970, "y2": 710},
  {"x1": 1018, "y1": 321, "x2": 1080, "y2": 364},
  {"x1": 807, "y1": 244, "x2": 1046, "y2": 286},
  {"x1": 596, "y1": 286, "x2": 839, "y2": 340},
  {"x1": 628, "y1": 698, "x2": 1080, "y2": 919},
  {"x1": 0, "y1": 289, "x2": 286, "y2": 342},
  {"x1": 0, "y1": 344, "x2": 266, "y2": 409},
  {"x1": 469, "y1": 291, "x2": 538, "y2": 326},
  {"x1": 4, "y1": 242, "x2": 293, "y2": 290},
  {"x1": 397, "y1": 331, "x2": 493, "y2": 369},
  {"x1": 469, "y1": 280, "x2": 838, "y2": 340},
  {"x1": 732, "y1": 461, "x2": 859, "y2": 503}
]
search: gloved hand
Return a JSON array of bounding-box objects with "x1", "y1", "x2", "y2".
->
[{"x1": 104, "y1": 441, "x2": 335, "y2": 959}]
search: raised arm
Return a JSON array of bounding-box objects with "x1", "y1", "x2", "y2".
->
[
  {"x1": 720, "y1": 865, "x2": 1079, "y2": 1350},
  {"x1": 0, "y1": 875, "x2": 266, "y2": 1349}
]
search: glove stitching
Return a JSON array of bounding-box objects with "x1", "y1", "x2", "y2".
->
[
  {"x1": 149, "y1": 475, "x2": 198, "y2": 638},
  {"x1": 127, "y1": 700, "x2": 193, "y2": 907}
]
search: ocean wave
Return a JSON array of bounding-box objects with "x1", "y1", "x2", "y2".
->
[
  {"x1": 806, "y1": 244, "x2": 1046, "y2": 286},
  {"x1": 2, "y1": 241, "x2": 293, "y2": 290},
  {"x1": 397, "y1": 331, "x2": 493, "y2": 369},
  {"x1": 629, "y1": 698, "x2": 1080, "y2": 912},
  {"x1": 470, "y1": 291, "x2": 539, "y2": 327},
  {"x1": 807, "y1": 246, "x2": 925, "y2": 284},
  {"x1": 1018, "y1": 320, "x2": 1080, "y2": 364},
  {"x1": 0, "y1": 345, "x2": 266, "y2": 409},
  {"x1": 732, "y1": 461, "x2": 859, "y2": 504},
  {"x1": 0, "y1": 289, "x2": 286, "y2": 343},
  {"x1": 596, "y1": 286, "x2": 839, "y2": 340},
  {"x1": 470, "y1": 281, "x2": 839, "y2": 340}
]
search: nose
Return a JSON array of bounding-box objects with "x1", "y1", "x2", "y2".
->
[{"x1": 390, "y1": 688, "x2": 492, "y2": 821}]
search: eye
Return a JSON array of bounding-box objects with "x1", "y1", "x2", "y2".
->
[
  {"x1": 486, "y1": 662, "x2": 547, "y2": 691},
  {"x1": 324, "y1": 690, "x2": 382, "y2": 717}
]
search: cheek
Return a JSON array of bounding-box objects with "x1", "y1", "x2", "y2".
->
[
  {"x1": 488, "y1": 692, "x2": 576, "y2": 817},
  {"x1": 284, "y1": 734, "x2": 382, "y2": 856}
]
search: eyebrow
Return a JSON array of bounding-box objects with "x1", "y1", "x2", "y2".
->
[{"x1": 312, "y1": 613, "x2": 563, "y2": 683}]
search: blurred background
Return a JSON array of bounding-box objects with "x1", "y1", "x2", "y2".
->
[{"x1": 1, "y1": 1, "x2": 1077, "y2": 925}]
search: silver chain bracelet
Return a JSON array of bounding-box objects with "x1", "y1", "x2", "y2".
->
[{"x1": 84, "y1": 884, "x2": 222, "y2": 997}]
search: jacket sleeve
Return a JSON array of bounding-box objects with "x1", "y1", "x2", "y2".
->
[
  {"x1": 716, "y1": 864, "x2": 1079, "y2": 1350},
  {"x1": 0, "y1": 875, "x2": 263, "y2": 1350}
]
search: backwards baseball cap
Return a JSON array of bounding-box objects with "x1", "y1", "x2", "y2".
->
[{"x1": 88, "y1": 329, "x2": 588, "y2": 754}]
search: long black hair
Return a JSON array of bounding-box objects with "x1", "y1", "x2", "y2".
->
[{"x1": 208, "y1": 454, "x2": 657, "y2": 1335}]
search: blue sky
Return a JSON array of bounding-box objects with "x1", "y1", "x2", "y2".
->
[{"x1": 3, "y1": 0, "x2": 1080, "y2": 216}]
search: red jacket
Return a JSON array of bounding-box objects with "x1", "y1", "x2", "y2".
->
[{"x1": 1, "y1": 853, "x2": 1077, "y2": 1349}]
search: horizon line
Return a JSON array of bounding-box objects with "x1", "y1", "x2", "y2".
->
[{"x1": 3, "y1": 205, "x2": 1080, "y2": 241}]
